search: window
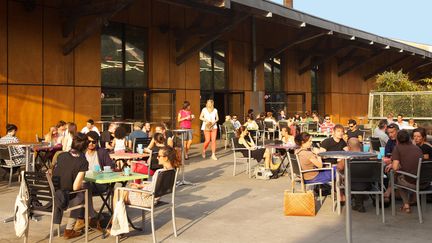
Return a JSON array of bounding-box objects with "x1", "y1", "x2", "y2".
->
[
  {"x1": 264, "y1": 57, "x2": 283, "y2": 92},
  {"x1": 311, "y1": 66, "x2": 324, "y2": 113},
  {"x1": 101, "y1": 22, "x2": 150, "y2": 121},
  {"x1": 200, "y1": 41, "x2": 227, "y2": 91},
  {"x1": 101, "y1": 23, "x2": 175, "y2": 126}
]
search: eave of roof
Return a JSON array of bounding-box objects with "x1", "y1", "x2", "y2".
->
[{"x1": 230, "y1": 0, "x2": 432, "y2": 59}]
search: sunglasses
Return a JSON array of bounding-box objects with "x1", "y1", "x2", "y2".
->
[{"x1": 89, "y1": 140, "x2": 97, "y2": 144}]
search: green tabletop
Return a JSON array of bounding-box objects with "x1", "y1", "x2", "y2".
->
[{"x1": 84, "y1": 172, "x2": 148, "y2": 184}]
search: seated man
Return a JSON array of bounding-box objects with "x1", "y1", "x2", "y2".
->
[
  {"x1": 319, "y1": 114, "x2": 335, "y2": 133},
  {"x1": 373, "y1": 119, "x2": 389, "y2": 147},
  {"x1": 147, "y1": 123, "x2": 173, "y2": 148},
  {"x1": 0, "y1": 124, "x2": 25, "y2": 165},
  {"x1": 100, "y1": 123, "x2": 117, "y2": 150},
  {"x1": 127, "y1": 121, "x2": 148, "y2": 150},
  {"x1": 142, "y1": 121, "x2": 152, "y2": 137},
  {"x1": 223, "y1": 115, "x2": 236, "y2": 142},
  {"x1": 347, "y1": 119, "x2": 363, "y2": 142},
  {"x1": 80, "y1": 119, "x2": 100, "y2": 135}
]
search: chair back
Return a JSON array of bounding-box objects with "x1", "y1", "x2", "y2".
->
[
  {"x1": 0, "y1": 145, "x2": 11, "y2": 161},
  {"x1": 369, "y1": 137, "x2": 381, "y2": 151},
  {"x1": 256, "y1": 120, "x2": 264, "y2": 130},
  {"x1": 231, "y1": 137, "x2": 241, "y2": 150},
  {"x1": 35, "y1": 134, "x2": 44, "y2": 142},
  {"x1": 349, "y1": 160, "x2": 382, "y2": 184},
  {"x1": 132, "y1": 137, "x2": 152, "y2": 153},
  {"x1": 24, "y1": 172, "x2": 60, "y2": 211},
  {"x1": 288, "y1": 152, "x2": 301, "y2": 177},
  {"x1": 419, "y1": 160, "x2": 432, "y2": 184},
  {"x1": 153, "y1": 169, "x2": 177, "y2": 198},
  {"x1": 264, "y1": 121, "x2": 274, "y2": 131},
  {"x1": 278, "y1": 121, "x2": 288, "y2": 130},
  {"x1": 307, "y1": 122, "x2": 318, "y2": 132}
]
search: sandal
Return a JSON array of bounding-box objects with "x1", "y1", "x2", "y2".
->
[{"x1": 400, "y1": 205, "x2": 411, "y2": 214}]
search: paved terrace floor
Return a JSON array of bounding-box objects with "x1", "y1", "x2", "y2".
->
[{"x1": 0, "y1": 142, "x2": 431, "y2": 243}]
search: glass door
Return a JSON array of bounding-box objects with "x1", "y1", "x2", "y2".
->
[{"x1": 147, "y1": 90, "x2": 176, "y2": 129}]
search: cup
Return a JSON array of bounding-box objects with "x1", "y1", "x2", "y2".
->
[
  {"x1": 137, "y1": 144, "x2": 143, "y2": 149},
  {"x1": 377, "y1": 153, "x2": 382, "y2": 160},
  {"x1": 103, "y1": 166, "x2": 112, "y2": 172},
  {"x1": 363, "y1": 143, "x2": 370, "y2": 152},
  {"x1": 94, "y1": 164, "x2": 101, "y2": 173},
  {"x1": 379, "y1": 147, "x2": 385, "y2": 157},
  {"x1": 137, "y1": 148, "x2": 144, "y2": 154},
  {"x1": 124, "y1": 167, "x2": 131, "y2": 176}
]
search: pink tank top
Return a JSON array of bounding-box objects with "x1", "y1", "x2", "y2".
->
[{"x1": 179, "y1": 110, "x2": 192, "y2": 129}]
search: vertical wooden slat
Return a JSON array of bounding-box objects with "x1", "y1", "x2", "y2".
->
[
  {"x1": 43, "y1": 86, "x2": 74, "y2": 134},
  {"x1": 8, "y1": 85, "x2": 43, "y2": 141},
  {"x1": 74, "y1": 87, "x2": 101, "y2": 130},
  {"x1": 0, "y1": 0, "x2": 6, "y2": 84},
  {"x1": 8, "y1": 2, "x2": 43, "y2": 84}
]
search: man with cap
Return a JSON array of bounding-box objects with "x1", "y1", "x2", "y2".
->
[
  {"x1": 128, "y1": 121, "x2": 148, "y2": 150},
  {"x1": 347, "y1": 119, "x2": 363, "y2": 142}
]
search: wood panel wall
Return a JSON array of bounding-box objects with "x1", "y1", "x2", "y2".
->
[{"x1": 1, "y1": 0, "x2": 101, "y2": 141}]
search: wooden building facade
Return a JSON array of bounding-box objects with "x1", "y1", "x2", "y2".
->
[{"x1": 1, "y1": 0, "x2": 432, "y2": 142}]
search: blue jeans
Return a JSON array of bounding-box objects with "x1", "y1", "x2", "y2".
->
[{"x1": 305, "y1": 166, "x2": 335, "y2": 184}]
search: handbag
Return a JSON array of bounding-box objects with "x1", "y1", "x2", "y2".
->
[
  {"x1": 283, "y1": 190, "x2": 315, "y2": 216},
  {"x1": 14, "y1": 172, "x2": 28, "y2": 237},
  {"x1": 110, "y1": 191, "x2": 130, "y2": 236}
]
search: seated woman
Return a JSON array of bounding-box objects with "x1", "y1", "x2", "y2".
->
[
  {"x1": 280, "y1": 127, "x2": 295, "y2": 145},
  {"x1": 244, "y1": 114, "x2": 259, "y2": 131},
  {"x1": 236, "y1": 126, "x2": 274, "y2": 169},
  {"x1": 113, "y1": 146, "x2": 181, "y2": 208},
  {"x1": 141, "y1": 133, "x2": 166, "y2": 175},
  {"x1": 52, "y1": 133, "x2": 100, "y2": 239},
  {"x1": 294, "y1": 132, "x2": 334, "y2": 184},
  {"x1": 385, "y1": 130, "x2": 424, "y2": 213},
  {"x1": 412, "y1": 127, "x2": 432, "y2": 160}
]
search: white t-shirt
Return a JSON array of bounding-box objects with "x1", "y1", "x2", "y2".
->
[
  {"x1": 85, "y1": 151, "x2": 100, "y2": 175},
  {"x1": 201, "y1": 108, "x2": 218, "y2": 130},
  {"x1": 81, "y1": 126, "x2": 100, "y2": 135}
]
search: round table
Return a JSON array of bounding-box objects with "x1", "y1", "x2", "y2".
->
[
  {"x1": 318, "y1": 151, "x2": 377, "y2": 243},
  {"x1": 8, "y1": 142, "x2": 47, "y2": 172},
  {"x1": 172, "y1": 129, "x2": 194, "y2": 186}
]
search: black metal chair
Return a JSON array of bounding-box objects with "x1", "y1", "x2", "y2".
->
[
  {"x1": 0, "y1": 145, "x2": 25, "y2": 186},
  {"x1": 115, "y1": 169, "x2": 178, "y2": 243},
  {"x1": 23, "y1": 172, "x2": 88, "y2": 243},
  {"x1": 369, "y1": 137, "x2": 381, "y2": 152},
  {"x1": 391, "y1": 159, "x2": 432, "y2": 223},
  {"x1": 132, "y1": 137, "x2": 152, "y2": 153},
  {"x1": 348, "y1": 160, "x2": 385, "y2": 222},
  {"x1": 307, "y1": 122, "x2": 318, "y2": 132}
]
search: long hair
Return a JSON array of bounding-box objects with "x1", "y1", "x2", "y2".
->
[
  {"x1": 159, "y1": 146, "x2": 182, "y2": 169},
  {"x1": 68, "y1": 123, "x2": 77, "y2": 136},
  {"x1": 206, "y1": 99, "x2": 214, "y2": 112}
]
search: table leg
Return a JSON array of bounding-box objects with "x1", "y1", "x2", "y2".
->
[
  {"x1": 176, "y1": 132, "x2": 194, "y2": 186},
  {"x1": 95, "y1": 183, "x2": 114, "y2": 220},
  {"x1": 344, "y1": 159, "x2": 352, "y2": 243},
  {"x1": 279, "y1": 154, "x2": 289, "y2": 176}
]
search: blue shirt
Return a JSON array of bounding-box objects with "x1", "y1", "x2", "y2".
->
[
  {"x1": 128, "y1": 130, "x2": 148, "y2": 141},
  {"x1": 385, "y1": 139, "x2": 397, "y2": 156}
]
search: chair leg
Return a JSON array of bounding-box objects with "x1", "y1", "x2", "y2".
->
[
  {"x1": 57, "y1": 225, "x2": 60, "y2": 237},
  {"x1": 151, "y1": 209, "x2": 156, "y2": 243},
  {"x1": 24, "y1": 217, "x2": 29, "y2": 243},
  {"x1": 417, "y1": 193, "x2": 423, "y2": 224},
  {"x1": 85, "y1": 191, "x2": 89, "y2": 243},
  {"x1": 49, "y1": 215, "x2": 54, "y2": 243},
  {"x1": 391, "y1": 185, "x2": 396, "y2": 216},
  {"x1": 141, "y1": 210, "x2": 146, "y2": 230},
  {"x1": 233, "y1": 156, "x2": 236, "y2": 176},
  {"x1": 381, "y1": 193, "x2": 385, "y2": 224},
  {"x1": 116, "y1": 236, "x2": 119, "y2": 243},
  {"x1": 331, "y1": 182, "x2": 335, "y2": 212},
  {"x1": 171, "y1": 204, "x2": 178, "y2": 237},
  {"x1": 8, "y1": 168, "x2": 13, "y2": 187},
  {"x1": 375, "y1": 194, "x2": 379, "y2": 216},
  {"x1": 421, "y1": 194, "x2": 427, "y2": 213},
  {"x1": 319, "y1": 187, "x2": 323, "y2": 205}
]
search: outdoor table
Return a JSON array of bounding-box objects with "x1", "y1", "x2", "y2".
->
[
  {"x1": 309, "y1": 131, "x2": 330, "y2": 137},
  {"x1": 264, "y1": 143, "x2": 297, "y2": 176},
  {"x1": 312, "y1": 136, "x2": 327, "y2": 143},
  {"x1": 318, "y1": 151, "x2": 377, "y2": 243},
  {"x1": 33, "y1": 143, "x2": 62, "y2": 170},
  {"x1": 8, "y1": 142, "x2": 47, "y2": 172},
  {"x1": 109, "y1": 152, "x2": 149, "y2": 161},
  {"x1": 84, "y1": 172, "x2": 148, "y2": 233},
  {"x1": 172, "y1": 129, "x2": 194, "y2": 186}
]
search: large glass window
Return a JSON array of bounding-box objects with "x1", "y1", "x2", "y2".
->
[
  {"x1": 200, "y1": 41, "x2": 227, "y2": 91},
  {"x1": 101, "y1": 22, "x2": 176, "y2": 126},
  {"x1": 264, "y1": 57, "x2": 282, "y2": 92}
]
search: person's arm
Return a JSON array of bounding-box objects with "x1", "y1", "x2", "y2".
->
[
  {"x1": 145, "y1": 138, "x2": 155, "y2": 152},
  {"x1": 73, "y1": 171, "x2": 85, "y2": 191},
  {"x1": 111, "y1": 139, "x2": 116, "y2": 149},
  {"x1": 199, "y1": 109, "x2": 207, "y2": 122},
  {"x1": 127, "y1": 140, "x2": 133, "y2": 149},
  {"x1": 309, "y1": 154, "x2": 323, "y2": 168},
  {"x1": 214, "y1": 111, "x2": 219, "y2": 124},
  {"x1": 167, "y1": 137, "x2": 174, "y2": 147},
  {"x1": 177, "y1": 112, "x2": 184, "y2": 123}
]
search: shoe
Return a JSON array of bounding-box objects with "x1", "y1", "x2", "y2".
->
[
  {"x1": 73, "y1": 219, "x2": 85, "y2": 232},
  {"x1": 352, "y1": 203, "x2": 366, "y2": 213},
  {"x1": 90, "y1": 218, "x2": 103, "y2": 232},
  {"x1": 211, "y1": 154, "x2": 218, "y2": 160},
  {"x1": 64, "y1": 229, "x2": 83, "y2": 239},
  {"x1": 202, "y1": 152, "x2": 206, "y2": 158}
]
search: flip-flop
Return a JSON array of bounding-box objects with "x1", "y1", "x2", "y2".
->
[{"x1": 400, "y1": 206, "x2": 411, "y2": 214}]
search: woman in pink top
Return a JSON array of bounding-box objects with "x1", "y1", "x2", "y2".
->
[{"x1": 177, "y1": 101, "x2": 195, "y2": 159}]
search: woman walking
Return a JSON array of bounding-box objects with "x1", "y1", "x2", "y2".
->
[
  {"x1": 199, "y1": 99, "x2": 219, "y2": 160},
  {"x1": 177, "y1": 101, "x2": 194, "y2": 160}
]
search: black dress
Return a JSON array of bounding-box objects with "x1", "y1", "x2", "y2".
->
[{"x1": 234, "y1": 138, "x2": 265, "y2": 162}]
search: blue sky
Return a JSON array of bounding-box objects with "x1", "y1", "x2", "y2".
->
[{"x1": 271, "y1": 0, "x2": 432, "y2": 45}]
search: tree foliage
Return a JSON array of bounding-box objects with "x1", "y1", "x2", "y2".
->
[{"x1": 374, "y1": 70, "x2": 432, "y2": 92}]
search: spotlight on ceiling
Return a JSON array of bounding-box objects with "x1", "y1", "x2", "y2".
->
[
  {"x1": 350, "y1": 36, "x2": 355, "y2": 40},
  {"x1": 384, "y1": 45, "x2": 390, "y2": 49},
  {"x1": 265, "y1": 12, "x2": 272, "y2": 17},
  {"x1": 369, "y1": 41, "x2": 374, "y2": 45},
  {"x1": 300, "y1": 22, "x2": 306, "y2": 28}
]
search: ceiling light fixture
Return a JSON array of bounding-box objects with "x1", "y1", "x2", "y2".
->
[{"x1": 265, "y1": 12, "x2": 272, "y2": 17}]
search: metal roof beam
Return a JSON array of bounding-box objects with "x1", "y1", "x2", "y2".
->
[
  {"x1": 250, "y1": 30, "x2": 328, "y2": 70},
  {"x1": 363, "y1": 55, "x2": 410, "y2": 81},
  {"x1": 338, "y1": 50, "x2": 383, "y2": 77}
]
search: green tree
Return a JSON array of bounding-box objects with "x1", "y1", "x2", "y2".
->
[{"x1": 375, "y1": 70, "x2": 419, "y2": 92}]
